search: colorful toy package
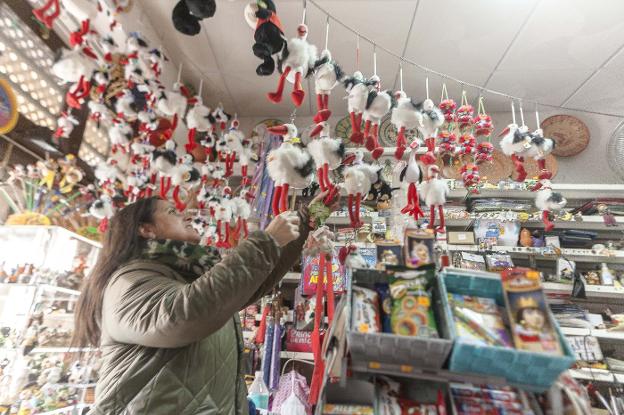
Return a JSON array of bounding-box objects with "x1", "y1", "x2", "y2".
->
[
  {"x1": 403, "y1": 229, "x2": 436, "y2": 269},
  {"x1": 351, "y1": 286, "x2": 382, "y2": 334},
  {"x1": 301, "y1": 254, "x2": 345, "y2": 296},
  {"x1": 389, "y1": 269, "x2": 438, "y2": 338},
  {"x1": 322, "y1": 404, "x2": 374, "y2": 414},
  {"x1": 451, "y1": 383, "x2": 528, "y2": 415},
  {"x1": 448, "y1": 294, "x2": 512, "y2": 347},
  {"x1": 501, "y1": 268, "x2": 563, "y2": 355}
]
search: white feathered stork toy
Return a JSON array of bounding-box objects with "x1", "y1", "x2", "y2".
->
[
  {"x1": 343, "y1": 152, "x2": 381, "y2": 228},
  {"x1": 89, "y1": 194, "x2": 116, "y2": 233},
  {"x1": 418, "y1": 99, "x2": 444, "y2": 157},
  {"x1": 266, "y1": 123, "x2": 315, "y2": 215},
  {"x1": 231, "y1": 192, "x2": 252, "y2": 240},
  {"x1": 307, "y1": 122, "x2": 346, "y2": 204},
  {"x1": 268, "y1": 24, "x2": 317, "y2": 107},
  {"x1": 527, "y1": 128, "x2": 555, "y2": 179},
  {"x1": 156, "y1": 83, "x2": 188, "y2": 132},
  {"x1": 535, "y1": 178, "x2": 567, "y2": 232},
  {"x1": 214, "y1": 187, "x2": 234, "y2": 248},
  {"x1": 498, "y1": 123, "x2": 532, "y2": 182},
  {"x1": 169, "y1": 155, "x2": 201, "y2": 211},
  {"x1": 392, "y1": 91, "x2": 424, "y2": 160},
  {"x1": 420, "y1": 164, "x2": 449, "y2": 233},
  {"x1": 115, "y1": 89, "x2": 137, "y2": 120},
  {"x1": 344, "y1": 71, "x2": 373, "y2": 145},
  {"x1": 363, "y1": 76, "x2": 394, "y2": 160},
  {"x1": 399, "y1": 141, "x2": 424, "y2": 221},
  {"x1": 224, "y1": 119, "x2": 256, "y2": 185},
  {"x1": 152, "y1": 139, "x2": 178, "y2": 199},
  {"x1": 54, "y1": 112, "x2": 79, "y2": 139},
  {"x1": 185, "y1": 96, "x2": 212, "y2": 153},
  {"x1": 109, "y1": 119, "x2": 134, "y2": 154},
  {"x1": 312, "y1": 49, "x2": 344, "y2": 123}
]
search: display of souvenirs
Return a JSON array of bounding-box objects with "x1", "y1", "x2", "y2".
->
[
  {"x1": 300, "y1": 254, "x2": 345, "y2": 296},
  {"x1": 457, "y1": 252, "x2": 486, "y2": 271},
  {"x1": 389, "y1": 269, "x2": 438, "y2": 338},
  {"x1": 403, "y1": 230, "x2": 435, "y2": 269},
  {"x1": 351, "y1": 286, "x2": 381, "y2": 334},
  {"x1": 485, "y1": 253, "x2": 514, "y2": 272},
  {"x1": 448, "y1": 294, "x2": 512, "y2": 347},
  {"x1": 376, "y1": 242, "x2": 403, "y2": 269},
  {"x1": 450, "y1": 383, "x2": 533, "y2": 415},
  {"x1": 501, "y1": 268, "x2": 562, "y2": 355}
]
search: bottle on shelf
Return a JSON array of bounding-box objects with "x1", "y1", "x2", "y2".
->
[{"x1": 248, "y1": 371, "x2": 269, "y2": 410}]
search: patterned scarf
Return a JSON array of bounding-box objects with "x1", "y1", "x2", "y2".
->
[{"x1": 140, "y1": 239, "x2": 221, "y2": 282}]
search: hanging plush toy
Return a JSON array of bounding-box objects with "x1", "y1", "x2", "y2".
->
[
  {"x1": 225, "y1": 119, "x2": 256, "y2": 185},
  {"x1": 66, "y1": 76, "x2": 92, "y2": 109},
  {"x1": 307, "y1": 122, "x2": 344, "y2": 204},
  {"x1": 89, "y1": 194, "x2": 116, "y2": 233},
  {"x1": 312, "y1": 49, "x2": 344, "y2": 124},
  {"x1": 417, "y1": 98, "x2": 444, "y2": 160},
  {"x1": 338, "y1": 244, "x2": 369, "y2": 269},
  {"x1": 68, "y1": 19, "x2": 99, "y2": 60},
  {"x1": 420, "y1": 164, "x2": 448, "y2": 233},
  {"x1": 109, "y1": 119, "x2": 134, "y2": 154},
  {"x1": 344, "y1": 71, "x2": 373, "y2": 145},
  {"x1": 52, "y1": 48, "x2": 96, "y2": 85},
  {"x1": 526, "y1": 129, "x2": 555, "y2": 177},
  {"x1": 54, "y1": 112, "x2": 79, "y2": 139},
  {"x1": 266, "y1": 124, "x2": 315, "y2": 215},
  {"x1": 499, "y1": 123, "x2": 531, "y2": 182},
  {"x1": 363, "y1": 76, "x2": 395, "y2": 160},
  {"x1": 232, "y1": 192, "x2": 252, "y2": 240},
  {"x1": 391, "y1": 90, "x2": 423, "y2": 160},
  {"x1": 172, "y1": 0, "x2": 217, "y2": 36},
  {"x1": 185, "y1": 96, "x2": 212, "y2": 153},
  {"x1": 215, "y1": 187, "x2": 234, "y2": 248},
  {"x1": 115, "y1": 89, "x2": 138, "y2": 120},
  {"x1": 399, "y1": 141, "x2": 424, "y2": 221},
  {"x1": 152, "y1": 139, "x2": 178, "y2": 199},
  {"x1": 33, "y1": 0, "x2": 61, "y2": 28},
  {"x1": 268, "y1": 24, "x2": 317, "y2": 107},
  {"x1": 156, "y1": 84, "x2": 188, "y2": 131},
  {"x1": 535, "y1": 178, "x2": 567, "y2": 232},
  {"x1": 169, "y1": 156, "x2": 201, "y2": 211},
  {"x1": 251, "y1": 0, "x2": 285, "y2": 76},
  {"x1": 343, "y1": 153, "x2": 380, "y2": 228}
]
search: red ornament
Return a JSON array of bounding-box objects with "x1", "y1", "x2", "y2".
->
[
  {"x1": 475, "y1": 142, "x2": 494, "y2": 164},
  {"x1": 473, "y1": 114, "x2": 494, "y2": 137},
  {"x1": 437, "y1": 130, "x2": 456, "y2": 155},
  {"x1": 456, "y1": 104, "x2": 474, "y2": 130},
  {"x1": 439, "y1": 99, "x2": 457, "y2": 123}
]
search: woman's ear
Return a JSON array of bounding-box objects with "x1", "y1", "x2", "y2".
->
[{"x1": 138, "y1": 223, "x2": 157, "y2": 240}]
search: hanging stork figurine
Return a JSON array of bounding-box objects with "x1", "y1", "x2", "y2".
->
[
  {"x1": 344, "y1": 71, "x2": 375, "y2": 145},
  {"x1": 420, "y1": 164, "x2": 449, "y2": 233},
  {"x1": 308, "y1": 122, "x2": 346, "y2": 204},
  {"x1": 363, "y1": 76, "x2": 395, "y2": 160},
  {"x1": 267, "y1": 24, "x2": 317, "y2": 107},
  {"x1": 312, "y1": 49, "x2": 344, "y2": 124},
  {"x1": 400, "y1": 141, "x2": 425, "y2": 221},
  {"x1": 535, "y1": 178, "x2": 567, "y2": 232},
  {"x1": 343, "y1": 152, "x2": 381, "y2": 228},
  {"x1": 499, "y1": 123, "x2": 532, "y2": 182},
  {"x1": 266, "y1": 124, "x2": 315, "y2": 215},
  {"x1": 391, "y1": 90, "x2": 424, "y2": 160}
]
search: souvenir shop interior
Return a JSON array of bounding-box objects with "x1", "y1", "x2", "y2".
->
[{"x1": 0, "y1": 0, "x2": 624, "y2": 414}]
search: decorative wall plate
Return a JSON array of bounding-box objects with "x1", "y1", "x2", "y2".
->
[
  {"x1": 0, "y1": 78, "x2": 18, "y2": 134},
  {"x1": 335, "y1": 115, "x2": 357, "y2": 147},
  {"x1": 478, "y1": 150, "x2": 514, "y2": 182},
  {"x1": 541, "y1": 115, "x2": 590, "y2": 157},
  {"x1": 378, "y1": 114, "x2": 422, "y2": 147}
]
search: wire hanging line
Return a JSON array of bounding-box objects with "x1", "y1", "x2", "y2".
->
[{"x1": 305, "y1": 0, "x2": 624, "y2": 119}]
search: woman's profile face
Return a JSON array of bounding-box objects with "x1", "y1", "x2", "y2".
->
[{"x1": 140, "y1": 200, "x2": 201, "y2": 243}]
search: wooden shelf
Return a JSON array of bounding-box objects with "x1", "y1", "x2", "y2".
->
[
  {"x1": 560, "y1": 327, "x2": 624, "y2": 341},
  {"x1": 542, "y1": 282, "x2": 624, "y2": 299}
]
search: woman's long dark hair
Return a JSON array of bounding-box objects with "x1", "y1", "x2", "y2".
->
[{"x1": 72, "y1": 197, "x2": 159, "y2": 347}]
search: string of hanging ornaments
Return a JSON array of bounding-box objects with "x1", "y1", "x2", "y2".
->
[{"x1": 248, "y1": 0, "x2": 572, "y2": 236}]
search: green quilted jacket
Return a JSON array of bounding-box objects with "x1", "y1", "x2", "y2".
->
[{"x1": 89, "y1": 223, "x2": 308, "y2": 414}]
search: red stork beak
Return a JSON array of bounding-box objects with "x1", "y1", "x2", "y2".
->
[
  {"x1": 342, "y1": 153, "x2": 356, "y2": 166},
  {"x1": 497, "y1": 127, "x2": 510, "y2": 138},
  {"x1": 268, "y1": 125, "x2": 289, "y2": 136}
]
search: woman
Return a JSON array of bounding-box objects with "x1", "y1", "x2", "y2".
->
[{"x1": 73, "y1": 193, "x2": 330, "y2": 414}]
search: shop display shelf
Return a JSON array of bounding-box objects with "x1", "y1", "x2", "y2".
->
[
  {"x1": 443, "y1": 244, "x2": 624, "y2": 264},
  {"x1": 447, "y1": 184, "x2": 624, "y2": 200},
  {"x1": 281, "y1": 272, "x2": 301, "y2": 284},
  {"x1": 560, "y1": 327, "x2": 624, "y2": 341},
  {"x1": 542, "y1": 282, "x2": 624, "y2": 300},
  {"x1": 569, "y1": 368, "x2": 624, "y2": 384},
  {"x1": 280, "y1": 351, "x2": 314, "y2": 361},
  {"x1": 36, "y1": 404, "x2": 91, "y2": 415},
  {"x1": 445, "y1": 215, "x2": 624, "y2": 231}
]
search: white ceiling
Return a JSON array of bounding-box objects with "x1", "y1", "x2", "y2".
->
[{"x1": 128, "y1": 0, "x2": 624, "y2": 120}]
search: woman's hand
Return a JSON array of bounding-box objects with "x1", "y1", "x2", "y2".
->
[
  {"x1": 309, "y1": 190, "x2": 341, "y2": 213},
  {"x1": 265, "y1": 211, "x2": 301, "y2": 247}
]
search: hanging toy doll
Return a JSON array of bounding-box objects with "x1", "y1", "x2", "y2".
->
[
  {"x1": 343, "y1": 152, "x2": 381, "y2": 228},
  {"x1": 266, "y1": 124, "x2": 315, "y2": 216},
  {"x1": 363, "y1": 76, "x2": 395, "y2": 160},
  {"x1": 152, "y1": 139, "x2": 178, "y2": 199},
  {"x1": 225, "y1": 120, "x2": 256, "y2": 186},
  {"x1": 231, "y1": 191, "x2": 252, "y2": 241},
  {"x1": 343, "y1": 71, "x2": 375, "y2": 145},
  {"x1": 526, "y1": 129, "x2": 555, "y2": 178},
  {"x1": 417, "y1": 95, "x2": 444, "y2": 162},
  {"x1": 156, "y1": 79, "x2": 189, "y2": 133},
  {"x1": 185, "y1": 90, "x2": 212, "y2": 153},
  {"x1": 169, "y1": 155, "x2": 201, "y2": 211},
  {"x1": 109, "y1": 119, "x2": 134, "y2": 154},
  {"x1": 391, "y1": 89, "x2": 424, "y2": 160},
  {"x1": 89, "y1": 194, "x2": 116, "y2": 233},
  {"x1": 268, "y1": 24, "x2": 318, "y2": 107},
  {"x1": 420, "y1": 164, "x2": 449, "y2": 233},
  {"x1": 307, "y1": 122, "x2": 345, "y2": 204},
  {"x1": 251, "y1": 0, "x2": 285, "y2": 76},
  {"x1": 535, "y1": 178, "x2": 567, "y2": 232},
  {"x1": 499, "y1": 102, "x2": 533, "y2": 182},
  {"x1": 54, "y1": 112, "x2": 79, "y2": 139},
  {"x1": 214, "y1": 187, "x2": 235, "y2": 248},
  {"x1": 312, "y1": 49, "x2": 344, "y2": 124},
  {"x1": 399, "y1": 141, "x2": 424, "y2": 221}
]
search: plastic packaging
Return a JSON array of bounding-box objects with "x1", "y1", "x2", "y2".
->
[{"x1": 248, "y1": 371, "x2": 270, "y2": 410}]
